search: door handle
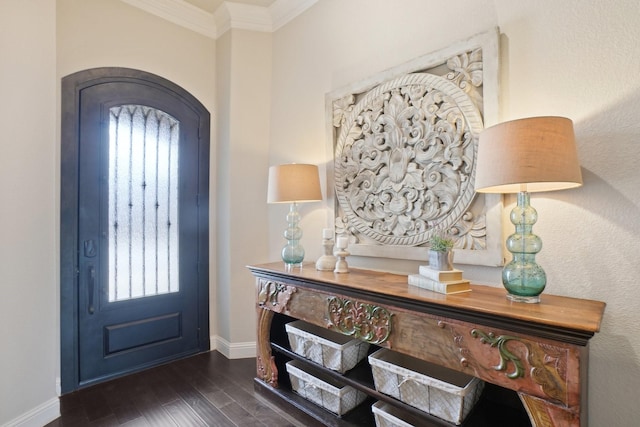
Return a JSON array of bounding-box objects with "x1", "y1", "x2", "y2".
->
[
  {"x1": 84, "y1": 239, "x2": 97, "y2": 258},
  {"x1": 88, "y1": 265, "x2": 95, "y2": 314}
]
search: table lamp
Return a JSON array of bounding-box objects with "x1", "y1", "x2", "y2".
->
[
  {"x1": 475, "y1": 117, "x2": 583, "y2": 303},
  {"x1": 267, "y1": 163, "x2": 322, "y2": 267}
]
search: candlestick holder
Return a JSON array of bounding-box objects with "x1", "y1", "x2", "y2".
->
[
  {"x1": 333, "y1": 237, "x2": 350, "y2": 274},
  {"x1": 316, "y1": 229, "x2": 337, "y2": 271}
]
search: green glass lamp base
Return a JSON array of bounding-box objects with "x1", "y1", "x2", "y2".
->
[
  {"x1": 502, "y1": 191, "x2": 546, "y2": 304},
  {"x1": 282, "y1": 246, "x2": 304, "y2": 268},
  {"x1": 281, "y1": 202, "x2": 305, "y2": 268}
]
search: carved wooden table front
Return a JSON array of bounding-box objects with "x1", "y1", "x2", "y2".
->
[{"x1": 249, "y1": 262, "x2": 605, "y2": 427}]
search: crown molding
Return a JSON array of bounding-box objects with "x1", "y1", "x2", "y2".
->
[
  {"x1": 270, "y1": 0, "x2": 317, "y2": 31},
  {"x1": 120, "y1": 0, "x2": 317, "y2": 39},
  {"x1": 121, "y1": 0, "x2": 217, "y2": 38},
  {"x1": 214, "y1": 2, "x2": 272, "y2": 37}
]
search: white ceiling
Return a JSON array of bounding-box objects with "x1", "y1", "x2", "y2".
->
[{"x1": 184, "y1": 0, "x2": 276, "y2": 14}]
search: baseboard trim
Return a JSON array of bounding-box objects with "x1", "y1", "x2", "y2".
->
[
  {"x1": 211, "y1": 335, "x2": 256, "y2": 359},
  {"x1": 1, "y1": 397, "x2": 60, "y2": 427}
]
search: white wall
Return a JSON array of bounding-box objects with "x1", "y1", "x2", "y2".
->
[
  {"x1": 269, "y1": 0, "x2": 640, "y2": 425},
  {"x1": 216, "y1": 29, "x2": 272, "y2": 353},
  {"x1": 0, "y1": 1, "x2": 59, "y2": 424}
]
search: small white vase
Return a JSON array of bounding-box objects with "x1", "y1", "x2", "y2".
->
[{"x1": 429, "y1": 250, "x2": 453, "y2": 271}]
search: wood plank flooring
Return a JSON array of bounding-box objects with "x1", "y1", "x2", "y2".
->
[{"x1": 46, "y1": 351, "x2": 320, "y2": 427}]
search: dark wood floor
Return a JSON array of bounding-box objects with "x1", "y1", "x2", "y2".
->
[{"x1": 46, "y1": 351, "x2": 319, "y2": 427}]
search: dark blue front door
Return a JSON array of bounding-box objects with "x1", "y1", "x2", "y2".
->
[{"x1": 61, "y1": 69, "x2": 210, "y2": 390}]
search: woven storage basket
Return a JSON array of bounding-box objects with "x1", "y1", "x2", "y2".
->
[
  {"x1": 372, "y1": 401, "x2": 425, "y2": 427},
  {"x1": 285, "y1": 320, "x2": 370, "y2": 373},
  {"x1": 285, "y1": 360, "x2": 367, "y2": 416},
  {"x1": 368, "y1": 349, "x2": 484, "y2": 425}
]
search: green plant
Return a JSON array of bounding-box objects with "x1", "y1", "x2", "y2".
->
[{"x1": 429, "y1": 231, "x2": 454, "y2": 252}]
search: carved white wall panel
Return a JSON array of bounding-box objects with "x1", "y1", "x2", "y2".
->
[{"x1": 326, "y1": 29, "x2": 503, "y2": 266}]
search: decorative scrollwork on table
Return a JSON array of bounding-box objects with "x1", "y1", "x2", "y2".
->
[
  {"x1": 327, "y1": 296, "x2": 392, "y2": 344},
  {"x1": 257, "y1": 279, "x2": 296, "y2": 313},
  {"x1": 256, "y1": 307, "x2": 278, "y2": 387},
  {"x1": 528, "y1": 343, "x2": 569, "y2": 404},
  {"x1": 444, "y1": 321, "x2": 474, "y2": 368},
  {"x1": 471, "y1": 329, "x2": 526, "y2": 379}
]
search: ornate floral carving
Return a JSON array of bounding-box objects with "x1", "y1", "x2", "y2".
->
[
  {"x1": 539, "y1": 343, "x2": 568, "y2": 381},
  {"x1": 471, "y1": 329, "x2": 570, "y2": 404},
  {"x1": 446, "y1": 48, "x2": 484, "y2": 113},
  {"x1": 449, "y1": 324, "x2": 474, "y2": 366},
  {"x1": 450, "y1": 211, "x2": 487, "y2": 250},
  {"x1": 528, "y1": 343, "x2": 568, "y2": 404},
  {"x1": 329, "y1": 33, "x2": 502, "y2": 266},
  {"x1": 333, "y1": 94, "x2": 355, "y2": 127},
  {"x1": 257, "y1": 279, "x2": 296, "y2": 313},
  {"x1": 327, "y1": 296, "x2": 392, "y2": 344},
  {"x1": 471, "y1": 329, "x2": 525, "y2": 379},
  {"x1": 334, "y1": 73, "x2": 483, "y2": 247},
  {"x1": 256, "y1": 307, "x2": 278, "y2": 387}
]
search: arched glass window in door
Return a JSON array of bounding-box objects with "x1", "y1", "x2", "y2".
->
[{"x1": 108, "y1": 105, "x2": 180, "y2": 302}]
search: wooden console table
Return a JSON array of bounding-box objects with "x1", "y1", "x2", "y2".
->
[{"x1": 249, "y1": 262, "x2": 605, "y2": 427}]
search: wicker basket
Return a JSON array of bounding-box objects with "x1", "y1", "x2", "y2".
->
[
  {"x1": 368, "y1": 349, "x2": 484, "y2": 425},
  {"x1": 285, "y1": 360, "x2": 367, "y2": 416},
  {"x1": 285, "y1": 320, "x2": 370, "y2": 373},
  {"x1": 371, "y1": 401, "x2": 427, "y2": 427}
]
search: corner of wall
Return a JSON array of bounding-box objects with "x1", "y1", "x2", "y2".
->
[{"x1": 211, "y1": 335, "x2": 256, "y2": 360}]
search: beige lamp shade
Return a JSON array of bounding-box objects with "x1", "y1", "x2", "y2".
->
[
  {"x1": 267, "y1": 163, "x2": 323, "y2": 203},
  {"x1": 474, "y1": 116, "x2": 583, "y2": 193}
]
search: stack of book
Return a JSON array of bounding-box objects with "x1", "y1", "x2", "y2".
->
[{"x1": 408, "y1": 265, "x2": 471, "y2": 294}]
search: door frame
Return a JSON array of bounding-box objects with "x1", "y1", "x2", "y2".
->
[{"x1": 60, "y1": 67, "x2": 210, "y2": 394}]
